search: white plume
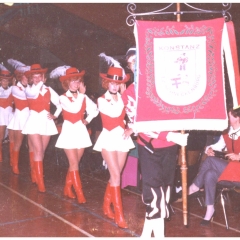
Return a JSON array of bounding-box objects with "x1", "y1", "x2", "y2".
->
[
  {"x1": 7, "y1": 59, "x2": 25, "y2": 69},
  {"x1": 7, "y1": 59, "x2": 30, "y2": 73},
  {"x1": 98, "y1": 53, "x2": 121, "y2": 68},
  {"x1": 0, "y1": 63, "x2": 9, "y2": 71},
  {"x1": 49, "y1": 65, "x2": 71, "y2": 79}
]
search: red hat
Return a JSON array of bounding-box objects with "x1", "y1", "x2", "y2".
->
[
  {"x1": 100, "y1": 67, "x2": 130, "y2": 83},
  {"x1": 24, "y1": 64, "x2": 48, "y2": 77},
  {"x1": 59, "y1": 67, "x2": 85, "y2": 82},
  {"x1": 0, "y1": 70, "x2": 13, "y2": 79}
]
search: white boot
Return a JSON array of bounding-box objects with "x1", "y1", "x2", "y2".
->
[
  {"x1": 140, "y1": 217, "x2": 153, "y2": 238},
  {"x1": 140, "y1": 217, "x2": 165, "y2": 238},
  {"x1": 152, "y1": 218, "x2": 165, "y2": 238}
]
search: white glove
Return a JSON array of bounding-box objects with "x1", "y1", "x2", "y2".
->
[
  {"x1": 102, "y1": 160, "x2": 108, "y2": 170},
  {"x1": 166, "y1": 132, "x2": 189, "y2": 146},
  {"x1": 143, "y1": 131, "x2": 160, "y2": 139}
]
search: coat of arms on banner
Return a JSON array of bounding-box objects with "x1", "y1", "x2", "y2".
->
[
  {"x1": 154, "y1": 36, "x2": 206, "y2": 106},
  {"x1": 134, "y1": 18, "x2": 240, "y2": 132}
]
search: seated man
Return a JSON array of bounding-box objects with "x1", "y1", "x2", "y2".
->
[{"x1": 188, "y1": 108, "x2": 240, "y2": 226}]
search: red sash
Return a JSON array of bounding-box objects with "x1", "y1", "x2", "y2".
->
[
  {"x1": 13, "y1": 97, "x2": 28, "y2": 111},
  {"x1": 62, "y1": 95, "x2": 86, "y2": 124},
  {"x1": 28, "y1": 88, "x2": 50, "y2": 112},
  {"x1": 99, "y1": 94, "x2": 126, "y2": 131},
  {"x1": 0, "y1": 94, "x2": 13, "y2": 109},
  {"x1": 100, "y1": 111, "x2": 125, "y2": 131}
]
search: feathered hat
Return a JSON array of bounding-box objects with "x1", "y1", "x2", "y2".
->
[
  {"x1": 99, "y1": 53, "x2": 130, "y2": 83},
  {"x1": 0, "y1": 64, "x2": 12, "y2": 79},
  {"x1": 24, "y1": 64, "x2": 48, "y2": 77},
  {"x1": 49, "y1": 65, "x2": 71, "y2": 79},
  {"x1": 49, "y1": 65, "x2": 85, "y2": 82},
  {"x1": 7, "y1": 59, "x2": 30, "y2": 74}
]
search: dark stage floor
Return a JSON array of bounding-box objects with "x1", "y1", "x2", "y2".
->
[{"x1": 0, "y1": 135, "x2": 240, "y2": 238}]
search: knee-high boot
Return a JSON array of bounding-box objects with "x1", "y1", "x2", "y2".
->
[
  {"x1": 64, "y1": 171, "x2": 76, "y2": 199},
  {"x1": 110, "y1": 186, "x2": 128, "y2": 228},
  {"x1": 0, "y1": 144, "x2": 2, "y2": 162},
  {"x1": 70, "y1": 170, "x2": 86, "y2": 203},
  {"x1": 103, "y1": 182, "x2": 114, "y2": 219},
  {"x1": 152, "y1": 218, "x2": 165, "y2": 238},
  {"x1": 140, "y1": 217, "x2": 153, "y2": 238},
  {"x1": 34, "y1": 161, "x2": 45, "y2": 192},
  {"x1": 140, "y1": 217, "x2": 165, "y2": 238},
  {"x1": 29, "y1": 152, "x2": 36, "y2": 183},
  {"x1": 9, "y1": 142, "x2": 14, "y2": 167},
  {"x1": 12, "y1": 151, "x2": 20, "y2": 174}
]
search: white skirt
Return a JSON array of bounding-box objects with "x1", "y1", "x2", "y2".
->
[
  {"x1": 55, "y1": 120, "x2": 92, "y2": 149},
  {"x1": 7, "y1": 107, "x2": 30, "y2": 131},
  {"x1": 93, "y1": 126, "x2": 135, "y2": 152},
  {"x1": 0, "y1": 106, "x2": 13, "y2": 126},
  {"x1": 22, "y1": 110, "x2": 58, "y2": 135}
]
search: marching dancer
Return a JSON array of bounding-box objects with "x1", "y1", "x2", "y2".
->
[
  {"x1": 7, "y1": 59, "x2": 34, "y2": 175},
  {"x1": 94, "y1": 55, "x2": 135, "y2": 228},
  {"x1": 0, "y1": 65, "x2": 14, "y2": 163},
  {"x1": 53, "y1": 66, "x2": 99, "y2": 203},
  {"x1": 22, "y1": 64, "x2": 62, "y2": 192}
]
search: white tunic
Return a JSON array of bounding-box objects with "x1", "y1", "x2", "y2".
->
[
  {"x1": 55, "y1": 90, "x2": 99, "y2": 149},
  {"x1": 22, "y1": 81, "x2": 62, "y2": 135},
  {"x1": 7, "y1": 82, "x2": 30, "y2": 131},
  {"x1": 0, "y1": 86, "x2": 13, "y2": 126},
  {"x1": 93, "y1": 91, "x2": 135, "y2": 152}
]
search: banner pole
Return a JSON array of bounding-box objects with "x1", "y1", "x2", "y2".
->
[{"x1": 176, "y1": 2, "x2": 188, "y2": 227}]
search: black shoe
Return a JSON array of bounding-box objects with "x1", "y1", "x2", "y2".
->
[
  {"x1": 188, "y1": 190, "x2": 200, "y2": 199},
  {"x1": 200, "y1": 212, "x2": 215, "y2": 226}
]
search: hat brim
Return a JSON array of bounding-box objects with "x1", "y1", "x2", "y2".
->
[
  {"x1": 100, "y1": 73, "x2": 130, "y2": 83},
  {"x1": 0, "y1": 75, "x2": 13, "y2": 80},
  {"x1": 24, "y1": 68, "x2": 48, "y2": 77},
  {"x1": 14, "y1": 70, "x2": 26, "y2": 76},
  {"x1": 59, "y1": 70, "x2": 85, "y2": 82}
]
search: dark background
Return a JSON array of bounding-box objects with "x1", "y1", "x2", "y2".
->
[{"x1": 0, "y1": 3, "x2": 238, "y2": 97}]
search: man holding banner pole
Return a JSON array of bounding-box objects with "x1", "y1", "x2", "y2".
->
[{"x1": 122, "y1": 47, "x2": 189, "y2": 238}]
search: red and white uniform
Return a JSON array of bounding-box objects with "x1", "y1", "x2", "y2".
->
[
  {"x1": 55, "y1": 90, "x2": 99, "y2": 149},
  {"x1": 206, "y1": 126, "x2": 240, "y2": 153},
  {"x1": 22, "y1": 81, "x2": 62, "y2": 135},
  {"x1": 93, "y1": 90, "x2": 135, "y2": 152},
  {"x1": 7, "y1": 81, "x2": 29, "y2": 130},
  {"x1": 0, "y1": 86, "x2": 13, "y2": 126}
]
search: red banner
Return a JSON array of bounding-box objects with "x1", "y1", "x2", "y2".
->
[{"x1": 134, "y1": 18, "x2": 239, "y2": 132}]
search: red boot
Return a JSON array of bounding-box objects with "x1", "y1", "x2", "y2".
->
[
  {"x1": 103, "y1": 182, "x2": 114, "y2": 219},
  {"x1": 9, "y1": 142, "x2": 14, "y2": 167},
  {"x1": 12, "y1": 151, "x2": 20, "y2": 174},
  {"x1": 70, "y1": 170, "x2": 86, "y2": 203},
  {"x1": 29, "y1": 152, "x2": 36, "y2": 183},
  {"x1": 64, "y1": 171, "x2": 76, "y2": 199},
  {"x1": 111, "y1": 186, "x2": 128, "y2": 228},
  {"x1": 34, "y1": 161, "x2": 45, "y2": 192}
]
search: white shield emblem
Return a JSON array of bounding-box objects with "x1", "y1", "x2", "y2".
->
[{"x1": 154, "y1": 36, "x2": 206, "y2": 106}]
